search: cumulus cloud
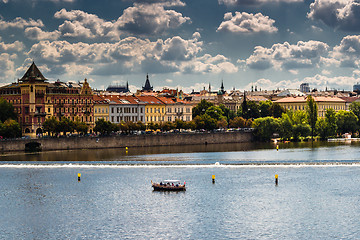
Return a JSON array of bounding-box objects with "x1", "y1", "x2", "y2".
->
[
  {"x1": 25, "y1": 27, "x2": 61, "y2": 40},
  {"x1": 217, "y1": 12, "x2": 277, "y2": 34},
  {"x1": 218, "y1": 0, "x2": 302, "y2": 6},
  {"x1": 122, "y1": 0, "x2": 185, "y2": 7},
  {"x1": 52, "y1": 3, "x2": 190, "y2": 40},
  {"x1": 308, "y1": 0, "x2": 360, "y2": 31},
  {"x1": 116, "y1": 3, "x2": 190, "y2": 35},
  {"x1": 0, "y1": 41, "x2": 24, "y2": 52},
  {"x1": 244, "y1": 40, "x2": 330, "y2": 71},
  {"x1": 55, "y1": 9, "x2": 119, "y2": 40},
  {"x1": 331, "y1": 35, "x2": 360, "y2": 68},
  {"x1": 26, "y1": 34, "x2": 236, "y2": 76},
  {"x1": 0, "y1": 17, "x2": 43, "y2": 30},
  {"x1": 0, "y1": 53, "x2": 16, "y2": 81}
]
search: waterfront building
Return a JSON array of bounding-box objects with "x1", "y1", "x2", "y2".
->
[
  {"x1": 275, "y1": 96, "x2": 346, "y2": 117},
  {"x1": 157, "y1": 96, "x2": 193, "y2": 122},
  {"x1": 106, "y1": 95, "x2": 145, "y2": 124},
  {"x1": 135, "y1": 96, "x2": 165, "y2": 123},
  {"x1": 93, "y1": 95, "x2": 110, "y2": 122},
  {"x1": 0, "y1": 62, "x2": 94, "y2": 135}
]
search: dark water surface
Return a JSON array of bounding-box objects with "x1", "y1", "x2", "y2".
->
[{"x1": 1, "y1": 142, "x2": 360, "y2": 239}]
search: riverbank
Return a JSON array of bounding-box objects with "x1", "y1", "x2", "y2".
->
[{"x1": 0, "y1": 131, "x2": 253, "y2": 153}]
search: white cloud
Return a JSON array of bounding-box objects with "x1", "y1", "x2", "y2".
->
[
  {"x1": 25, "y1": 27, "x2": 61, "y2": 40},
  {"x1": 0, "y1": 41, "x2": 24, "y2": 52},
  {"x1": 0, "y1": 17, "x2": 43, "y2": 30},
  {"x1": 218, "y1": 0, "x2": 302, "y2": 6},
  {"x1": 308, "y1": 0, "x2": 360, "y2": 31},
  {"x1": 0, "y1": 53, "x2": 16, "y2": 82},
  {"x1": 244, "y1": 40, "x2": 330, "y2": 71},
  {"x1": 116, "y1": 3, "x2": 190, "y2": 35},
  {"x1": 217, "y1": 12, "x2": 278, "y2": 33},
  {"x1": 27, "y1": 34, "x2": 237, "y2": 76},
  {"x1": 331, "y1": 35, "x2": 360, "y2": 68},
  {"x1": 53, "y1": 3, "x2": 190, "y2": 40},
  {"x1": 55, "y1": 9, "x2": 119, "y2": 40},
  {"x1": 165, "y1": 79, "x2": 173, "y2": 83}
]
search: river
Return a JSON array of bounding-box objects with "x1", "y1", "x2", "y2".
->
[{"x1": 1, "y1": 141, "x2": 360, "y2": 239}]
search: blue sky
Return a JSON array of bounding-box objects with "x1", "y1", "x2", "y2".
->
[{"x1": 1, "y1": 0, "x2": 360, "y2": 92}]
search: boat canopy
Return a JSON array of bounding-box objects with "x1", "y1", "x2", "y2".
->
[{"x1": 163, "y1": 180, "x2": 181, "y2": 183}]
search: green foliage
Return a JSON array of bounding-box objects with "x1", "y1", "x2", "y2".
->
[
  {"x1": 279, "y1": 112, "x2": 293, "y2": 140},
  {"x1": 43, "y1": 117, "x2": 58, "y2": 136},
  {"x1": 239, "y1": 101, "x2": 260, "y2": 119},
  {"x1": 335, "y1": 110, "x2": 358, "y2": 135},
  {"x1": 94, "y1": 118, "x2": 116, "y2": 135},
  {"x1": 270, "y1": 102, "x2": 285, "y2": 118},
  {"x1": 325, "y1": 108, "x2": 337, "y2": 137},
  {"x1": 192, "y1": 99, "x2": 214, "y2": 118},
  {"x1": 259, "y1": 100, "x2": 272, "y2": 117},
  {"x1": 252, "y1": 117, "x2": 280, "y2": 141},
  {"x1": 0, "y1": 119, "x2": 21, "y2": 138},
  {"x1": 206, "y1": 106, "x2": 224, "y2": 121},
  {"x1": 229, "y1": 116, "x2": 247, "y2": 128},
  {"x1": 193, "y1": 114, "x2": 217, "y2": 130},
  {"x1": 0, "y1": 98, "x2": 18, "y2": 123},
  {"x1": 217, "y1": 118, "x2": 228, "y2": 129},
  {"x1": 349, "y1": 102, "x2": 360, "y2": 126},
  {"x1": 306, "y1": 96, "x2": 318, "y2": 140}
]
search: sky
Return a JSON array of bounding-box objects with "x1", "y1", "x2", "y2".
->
[{"x1": 1, "y1": 0, "x2": 360, "y2": 93}]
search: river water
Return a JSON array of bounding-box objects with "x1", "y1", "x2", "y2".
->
[{"x1": 1, "y1": 141, "x2": 360, "y2": 239}]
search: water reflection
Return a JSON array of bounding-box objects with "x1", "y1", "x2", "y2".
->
[{"x1": 0, "y1": 141, "x2": 358, "y2": 163}]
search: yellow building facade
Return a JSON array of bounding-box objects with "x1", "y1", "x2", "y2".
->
[{"x1": 275, "y1": 96, "x2": 346, "y2": 117}]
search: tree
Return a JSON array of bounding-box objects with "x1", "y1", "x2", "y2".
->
[
  {"x1": 229, "y1": 116, "x2": 247, "y2": 128},
  {"x1": 43, "y1": 117, "x2": 58, "y2": 136},
  {"x1": 259, "y1": 100, "x2": 272, "y2": 117},
  {"x1": 316, "y1": 118, "x2": 329, "y2": 140},
  {"x1": 0, "y1": 119, "x2": 21, "y2": 138},
  {"x1": 58, "y1": 117, "x2": 74, "y2": 136},
  {"x1": 239, "y1": 101, "x2": 260, "y2": 119},
  {"x1": 74, "y1": 120, "x2": 88, "y2": 135},
  {"x1": 306, "y1": 95, "x2": 318, "y2": 140},
  {"x1": 279, "y1": 112, "x2": 293, "y2": 140},
  {"x1": 336, "y1": 110, "x2": 358, "y2": 135},
  {"x1": 94, "y1": 118, "x2": 116, "y2": 135},
  {"x1": 349, "y1": 102, "x2": 360, "y2": 126},
  {"x1": 270, "y1": 102, "x2": 286, "y2": 118},
  {"x1": 325, "y1": 108, "x2": 337, "y2": 137},
  {"x1": 192, "y1": 99, "x2": 214, "y2": 118},
  {"x1": 0, "y1": 98, "x2": 18, "y2": 122},
  {"x1": 217, "y1": 118, "x2": 228, "y2": 129},
  {"x1": 219, "y1": 104, "x2": 236, "y2": 122},
  {"x1": 205, "y1": 106, "x2": 224, "y2": 121},
  {"x1": 193, "y1": 114, "x2": 217, "y2": 130},
  {"x1": 252, "y1": 117, "x2": 280, "y2": 141}
]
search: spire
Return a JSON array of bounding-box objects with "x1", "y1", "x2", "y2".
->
[
  {"x1": 126, "y1": 81, "x2": 129, "y2": 91},
  {"x1": 221, "y1": 79, "x2": 225, "y2": 94},
  {"x1": 208, "y1": 83, "x2": 211, "y2": 92},
  {"x1": 20, "y1": 62, "x2": 47, "y2": 82},
  {"x1": 142, "y1": 73, "x2": 153, "y2": 91}
]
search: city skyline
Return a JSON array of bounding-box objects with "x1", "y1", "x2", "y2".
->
[{"x1": 1, "y1": 0, "x2": 360, "y2": 92}]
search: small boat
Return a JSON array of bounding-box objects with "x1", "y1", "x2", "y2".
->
[{"x1": 151, "y1": 180, "x2": 186, "y2": 191}]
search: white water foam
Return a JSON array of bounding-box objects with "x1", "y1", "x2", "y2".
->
[{"x1": 1, "y1": 163, "x2": 360, "y2": 169}]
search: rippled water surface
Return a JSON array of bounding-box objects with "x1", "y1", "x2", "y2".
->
[{"x1": 1, "y1": 142, "x2": 360, "y2": 239}]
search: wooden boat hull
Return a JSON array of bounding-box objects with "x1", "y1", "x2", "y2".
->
[{"x1": 152, "y1": 184, "x2": 186, "y2": 191}]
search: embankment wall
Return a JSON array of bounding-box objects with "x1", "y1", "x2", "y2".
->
[{"x1": 0, "y1": 132, "x2": 253, "y2": 152}]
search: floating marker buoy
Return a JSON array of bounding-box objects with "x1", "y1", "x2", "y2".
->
[
  {"x1": 275, "y1": 174, "x2": 278, "y2": 185},
  {"x1": 212, "y1": 175, "x2": 215, "y2": 184},
  {"x1": 78, "y1": 173, "x2": 81, "y2": 182},
  {"x1": 276, "y1": 145, "x2": 279, "y2": 151}
]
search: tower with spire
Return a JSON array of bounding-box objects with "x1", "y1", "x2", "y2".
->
[{"x1": 142, "y1": 74, "x2": 153, "y2": 91}]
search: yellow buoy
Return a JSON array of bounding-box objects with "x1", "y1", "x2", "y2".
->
[
  {"x1": 275, "y1": 174, "x2": 278, "y2": 185},
  {"x1": 78, "y1": 173, "x2": 81, "y2": 181},
  {"x1": 212, "y1": 175, "x2": 215, "y2": 183}
]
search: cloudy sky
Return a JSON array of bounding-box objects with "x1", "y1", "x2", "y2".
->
[{"x1": 1, "y1": 0, "x2": 360, "y2": 92}]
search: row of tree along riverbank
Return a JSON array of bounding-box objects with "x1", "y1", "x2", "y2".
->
[{"x1": 0, "y1": 131, "x2": 253, "y2": 153}]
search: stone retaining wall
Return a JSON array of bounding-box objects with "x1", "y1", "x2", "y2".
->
[{"x1": 0, "y1": 132, "x2": 253, "y2": 152}]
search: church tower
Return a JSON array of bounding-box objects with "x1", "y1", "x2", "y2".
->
[{"x1": 142, "y1": 74, "x2": 153, "y2": 91}]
